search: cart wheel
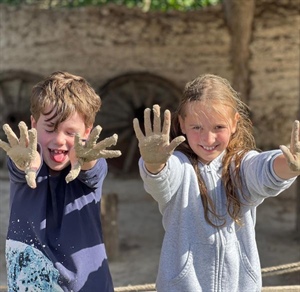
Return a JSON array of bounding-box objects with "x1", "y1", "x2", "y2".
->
[
  {"x1": 96, "y1": 73, "x2": 182, "y2": 174},
  {"x1": 0, "y1": 71, "x2": 43, "y2": 168}
]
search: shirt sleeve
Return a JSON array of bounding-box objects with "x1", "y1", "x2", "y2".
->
[
  {"x1": 77, "y1": 158, "x2": 107, "y2": 189},
  {"x1": 138, "y1": 152, "x2": 186, "y2": 213},
  {"x1": 240, "y1": 149, "x2": 296, "y2": 202}
]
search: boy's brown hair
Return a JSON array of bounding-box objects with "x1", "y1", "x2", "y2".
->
[{"x1": 30, "y1": 71, "x2": 101, "y2": 129}]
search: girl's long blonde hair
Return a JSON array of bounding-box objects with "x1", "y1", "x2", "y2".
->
[{"x1": 171, "y1": 74, "x2": 257, "y2": 227}]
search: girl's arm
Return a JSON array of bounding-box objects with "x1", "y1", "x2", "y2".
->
[
  {"x1": 274, "y1": 120, "x2": 300, "y2": 179},
  {"x1": 133, "y1": 104, "x2": 185, "y2": 174}
]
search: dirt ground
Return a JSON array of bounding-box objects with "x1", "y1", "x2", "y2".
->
[{"x1": 0, "y1": 170, "x2": 299, "y2": 289}]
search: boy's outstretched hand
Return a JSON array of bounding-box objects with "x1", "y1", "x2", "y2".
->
[
  {"x1": 280, "y1": 120, "x2": 300, "y2": 173},
  {"x1": 0, "y1": 122, "x2": 40, "y2": 188},
  {"x1": 133, "y1": 104, "x2": 185, "y2": 173},
  {"x1": 66, "y1": 126, "x2": 121, "y2": 183}
]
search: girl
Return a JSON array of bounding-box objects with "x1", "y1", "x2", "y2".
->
[{"x1": 133, "y1": 74, "x2": 299, "y2": 292}]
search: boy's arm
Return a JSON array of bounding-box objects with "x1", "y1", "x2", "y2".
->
[
  {"x1": 274, "y1": 120, "x2": 300, "y2": 179},
  {"x1": 0, "y1": 122, "x2": 41, "y2": 188},
  {"x1": 133, "y1": 104, "x2": 185, "y2": 174},
  {"x1": 65, "y1": 125, "x2": 121, "y2": 183}
]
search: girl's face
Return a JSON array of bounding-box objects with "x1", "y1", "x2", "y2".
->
[
  {"x1": 179, "y1": 101, "x2": 238, "y2": 164},
  {"x1": 31, "y1": 109, "x2": 91, "y2": 174}
]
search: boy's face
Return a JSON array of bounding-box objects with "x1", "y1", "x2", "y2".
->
[{"x1": 31, "y1": 109, "x2": 91, "y2": 174}]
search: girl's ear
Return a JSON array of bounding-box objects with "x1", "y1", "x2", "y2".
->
[
  {"x1": 178, "y1": 115, "x2": 186, "y2": 134},
  {"x1": 231, "y1": 112, "x2": 240, "y2": 134},
  {"x1": 31, "y1": 115, "x2": 37, "y2": 129}
]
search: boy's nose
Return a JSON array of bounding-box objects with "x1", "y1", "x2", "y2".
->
[{"x1": 54, "y1": 132, "x2": 66, "y2": 145}]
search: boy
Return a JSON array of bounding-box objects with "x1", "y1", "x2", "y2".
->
[{"x1": 0, "y1": 71, "x2": 121, "y2": 291}]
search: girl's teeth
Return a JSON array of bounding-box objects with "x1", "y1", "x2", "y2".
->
[{"x1": 203, "y1": 146, "x2": 215, "y2": 151}]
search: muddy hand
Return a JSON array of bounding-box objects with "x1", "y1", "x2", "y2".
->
[
  {"x1": 133, "y1": 104, "x2": 185, "y2": 164},
  {"x1": 66, "y1": 125, "x2": 121, "y2": 183},
  {"x1": 0, "y1": 122, "x2": 39, "y2": 188},
  {"x1": 280, "y1": 120, "x2": 300, "y2": 173}
]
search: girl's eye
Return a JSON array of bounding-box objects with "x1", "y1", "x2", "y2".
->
[
  {"x1": 215, "y1": 125, "x2": 226, "y2": 130},
  {"x1": 192, "y1": 126, "x2": 201, "y2": 130}
]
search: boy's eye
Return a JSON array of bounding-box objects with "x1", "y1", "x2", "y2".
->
[
  {"x1": 67, "y1": 132, "x2": 76, "y2": 137},
  {"x1": 45, "y1": 129, "x2": 54, "y2": 133}
]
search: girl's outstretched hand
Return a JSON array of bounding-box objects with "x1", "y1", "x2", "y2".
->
[
  {"x1": 66, "y1": 125, "x2": 121, "y2": 183},
  {"x1": 280, "y1": 120, "x2": 300, "y2": 173},
  {"x1": 133, "y1": 104, "x2": 185, "y2": 167},
  {"x1": 0, "y1": 122, "x2": 40, "y2": 188}
]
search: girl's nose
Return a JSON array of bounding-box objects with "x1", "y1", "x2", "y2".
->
[{"x1": 201, "y1": 131, "x2": 215, "y2": 144}]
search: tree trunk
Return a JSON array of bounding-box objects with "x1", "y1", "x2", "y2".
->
[{"x1": 223, "y1": 0, "x2": 255, "y2": 103}]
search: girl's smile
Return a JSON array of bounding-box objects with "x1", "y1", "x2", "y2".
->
[{"x1": 179, "y1": 101, "x2": 238, "y2": 164}]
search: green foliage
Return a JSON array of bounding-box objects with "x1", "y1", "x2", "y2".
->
[{"x1": 0, "y1": 0, "x2": 221, "y2": 11}]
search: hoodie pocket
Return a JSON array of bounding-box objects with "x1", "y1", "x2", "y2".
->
[
  {"x1": 221, "y1": 240, "x2": 260, "y2": 292},
  {"x1": 168, "y1": 242, "x2": 215, "y2": 292}
]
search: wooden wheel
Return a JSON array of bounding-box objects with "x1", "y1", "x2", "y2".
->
[
  {"x1": 0, "y1": 71, "x2": 43, "y2": 168},
  {"x1": 96, "y1": 73, "x2": 182, "y2": 174}
]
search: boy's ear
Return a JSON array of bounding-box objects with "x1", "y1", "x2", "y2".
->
[
  {"x1": 83, "y1": 126, "x2": 92, "y2": 139},
  {"x1": 31, "y1": 115, "x2": 37, "y2": 128}
]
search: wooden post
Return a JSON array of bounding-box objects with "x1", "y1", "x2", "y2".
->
[
  {"x1": 296, "y1": 102, "x2": 300, "y2": 238},
  {"x1": 101, "y1": 193, "x2": 119, "y2": 261},
  {"x1": 296, "y1": 177, "x2": 300, "y2": 238}
]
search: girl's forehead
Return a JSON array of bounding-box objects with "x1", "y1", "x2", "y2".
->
[{"x1": 184, "y1": 100, "x2": 233, "y2": 117}]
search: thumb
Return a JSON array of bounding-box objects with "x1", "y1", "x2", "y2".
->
[
  {"x1": 0, "y1": 140, "x2": 10, "y2": 152},
  {"x1": 66, "y1": 160, "x2": 82, "y2": 183},
  {"x1": 25, "y1": 168, "x2": 37, "y2": 189},
  {"x1": 167, "y1": 136, "x2": 186, "y2": 153},
  {"x1": 279, "y1": 145, "x2": 293, "y2": 161}
]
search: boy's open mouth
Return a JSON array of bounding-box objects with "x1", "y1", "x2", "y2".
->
[{"x1": 50, "y1": 149, "x2": 68, "y2": 163}]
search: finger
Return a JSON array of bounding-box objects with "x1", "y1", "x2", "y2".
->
[
  {"x1": 98, "y1": 150, "x2": 122, "y2": 159},
  {"x1": 87, "y1": 125, "x2": 102, "y2": 148},
  {"x1": 153, "y1": 104, "x2": 161, "y2": 134},
  {"x1": 133, "y1": 118, "x2": 145, "y2": 141},
  {"x1": 28, "y1": 129, "x2": 37, "y2": 157},
  {"x1": 94, "y1": 134, "x2": 118, "y2": 150},
  {"x1": 144, "y1": 108, "x2": 152, "y2": 136},
  {"x1": 167, "y1": 136, "x2": 186, "y2": 153},
  {"x1": 3, "y1": 124, "x2": 19, "y2": 146},
  {"x1": 19, "y1": 122, "x2": 29, "y2": 147},
  {"x1": 74, "y1": 133, "x2": 84, "y2": 153},
  {"x1": 0, "y1": 140, "x2": 10, "y2": 152},
  {"x1": 162, "y1": 109, "x2": 171, "y2": 136},
  {"x1": 291, "y1": 120, "x2": 300, "y2": 152}
]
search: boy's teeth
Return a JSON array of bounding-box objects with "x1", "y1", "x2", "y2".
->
[{"x1": 54, "y1": 150, "x2": 64, "y2": 154}]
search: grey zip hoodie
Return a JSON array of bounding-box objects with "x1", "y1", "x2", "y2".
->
[{"x1": 139, "y1": 150, "x2": 295, "y2": 292}]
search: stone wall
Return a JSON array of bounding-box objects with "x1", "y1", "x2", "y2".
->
[{"x1": 0, "y1": 0, "x2": 299, "y2": 149}]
